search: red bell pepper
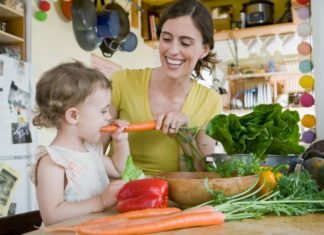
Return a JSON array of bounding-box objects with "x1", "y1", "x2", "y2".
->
[{"x1": 116, "y1": 178, "x2": 168, "y2": 213}]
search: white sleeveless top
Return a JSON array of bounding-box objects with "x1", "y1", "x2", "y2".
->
[{"x1": 28, "y1": 142, "x2": 109, "y2": 202}]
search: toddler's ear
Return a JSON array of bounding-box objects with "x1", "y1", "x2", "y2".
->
[{"x1": 65, "y1": 107, "x2": 79, "y2": 124}]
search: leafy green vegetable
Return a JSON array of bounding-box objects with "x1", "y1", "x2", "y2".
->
[
  {"x1": 195, "y1": 170, "x2": 324, "y2": 221},
  {"x1": 122, "y1": 155, "x2": 145, "y2": 182},
  {"x1": 205, "y1": 104, "x2": 305, "y2": 159},
  {"x1": 176, "y1": 127, "x2": 205, "y2": 172},
  {"x1": 206, "y1": 156, "x2": 262, "y2": 177}
]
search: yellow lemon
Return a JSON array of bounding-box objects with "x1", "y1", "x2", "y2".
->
[
  {"x1": 301, "y1": 114, "x2": 316, "y2": 128},
  {"x1": 299, "y1": 75, "x2": 314, "y2": 90}
]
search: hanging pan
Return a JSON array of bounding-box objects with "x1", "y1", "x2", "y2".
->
[
  {"x1": 104, "y1": 1, "x2": 130, "y2": 40},
  {"x1": 99, "y1": 1, "x2": 131, "y2": 57},
  {"x1": 72, "y1": 0, "x2": 102, "y2": 51}
]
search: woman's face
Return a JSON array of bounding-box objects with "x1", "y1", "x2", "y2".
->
[{"x1": 159, "y1": 15, "x2": 209, "y2": 81}]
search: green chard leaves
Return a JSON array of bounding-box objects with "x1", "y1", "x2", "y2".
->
[{"x1": 205, "y1": 104, "x2": 305, "y2": 159}]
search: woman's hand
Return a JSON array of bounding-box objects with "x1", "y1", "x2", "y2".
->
[{"x1": 156, "y1": 111, "x2": 190, "y2": 136}]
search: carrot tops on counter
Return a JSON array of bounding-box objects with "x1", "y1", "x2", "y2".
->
[{"x1": 196, "y1": 170, "x2": 324, "y2": 221}]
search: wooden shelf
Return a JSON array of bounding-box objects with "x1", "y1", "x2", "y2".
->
[
  {"x1": 0, "y1": 4, "x2": 23, "y2": 18},
  {"x1": 227, "y1": 72, "x2": 301, "y2": 81},
  {"x1": 144, "y1": 23, "x2": 298, "y2": 48},
  {"x1": 0, "y1": 30, "x2": 24, "y2": 43},
  {"x1": 0, "y1": 3, "x2": 25, "y2": 60},
  {"x1": 214, "y1": 23, "x2": 297, "y2": 42},
  {"x1": 142, "y1": 0, "x2": 174, "y2": 6}
]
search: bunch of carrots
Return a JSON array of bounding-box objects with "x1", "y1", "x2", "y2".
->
[{"x1": 44, "y1": 206, "x2": 224, "y2": 235}]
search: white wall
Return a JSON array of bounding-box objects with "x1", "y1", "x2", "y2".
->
[
  {"x1": 312, "y1": 0, "x2": 324, "y2": 139},
  {"x1": 31, "y1": 1, "x2": 159, "y2": 145}
]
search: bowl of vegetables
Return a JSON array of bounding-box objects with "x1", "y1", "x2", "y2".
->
[
  {"x1": 205, "y1": 153, "x2": 299, "y2": 176},
  {"x1": 157, "y1": 172, "x2": 258, "y2": 207}
]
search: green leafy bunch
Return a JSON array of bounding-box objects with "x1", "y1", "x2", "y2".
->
[
  {"x1": 206, "y1": 155, "x2": 262, "y2": 177},
  {"x1": 205, "y1": 104, "x2": 305, "y2": 159},
  {"x1": 122, "y1": 155, "x2": 145, "y2": 182}
]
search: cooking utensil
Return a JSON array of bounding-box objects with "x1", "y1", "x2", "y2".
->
[
  {"x1": 243, "y1": 0, "x2": 274, "y2": 27},
  {"x1": 72, "y1": 0, "x2": 102, "y2": 51},
  {"x1": 99, "y1": 1, "x2": 131, "y2": 57},
  {"x1": 72, "y1": 0, "x2": 96, "y2": 30},
  {"x1": 120, "y1": 32, "x2": 138, "y2": 52},
  {"x1": 105, "y1": 2, "x2": 130, "y2": 40},
  {"x1": 100, "y1": 38, "x2": 119, "y2": 57},
  {"x1": 96, "y1": 10, "x2": 120, "y2": 38}
]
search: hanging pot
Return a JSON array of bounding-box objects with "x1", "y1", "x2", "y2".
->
[
  {"x1": 100, "y1": 37, "x2": 120, "y2": 58},
  {"x1": 104, "y1": 2, "x2": 130, "y2": 41},
  {"x1": 96, "y1": 10, "x2": 120, "y2": 38},
  {"x1": 72, "y1": 0, "x2": 96, "y2": 30},
  {"x1": 120, "y1": 32, "x2": 138, "y2": 52},
  {"x1": 99, "y1": 1, "x2": 131, "y2": 57},
  {"x1": 72, "y1": 0, "x2": 102, "y2": 51},
  {"x1": 74, "y1": 28, "x2": 103, "y2": 51}
]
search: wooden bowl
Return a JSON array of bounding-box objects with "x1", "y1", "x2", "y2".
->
[{"x1": 157, "y1": 172, "x2": 258, "y2": 207}]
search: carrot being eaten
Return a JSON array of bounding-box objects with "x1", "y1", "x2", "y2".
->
[{"x1": 100, "y1": 120, "x2": 157, "y2": 133}]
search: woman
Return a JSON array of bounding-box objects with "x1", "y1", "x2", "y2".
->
[{"x1": 105, "y1": 0, "x2": 222, "y2": 175}]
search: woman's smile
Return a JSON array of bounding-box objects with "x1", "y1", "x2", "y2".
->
[{"x1": 165, "y1": 56, "x2": 185, "y2": 69}]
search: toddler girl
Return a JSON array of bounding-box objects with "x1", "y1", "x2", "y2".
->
[{"x1": 29, "y1": 61, "x2": 129, "y2": 225}]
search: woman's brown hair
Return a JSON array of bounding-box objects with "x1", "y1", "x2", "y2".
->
[{"x1": 157, "y1": 0, "x2": 219, "y2": 79}]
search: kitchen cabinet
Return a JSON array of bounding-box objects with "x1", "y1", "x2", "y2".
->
[
  {"x1": 140, "y1": 0, "x2": 299, "y2": 48},
  {"x1": 0, "y1": 3, "x2": 25, "y2": 60},
  {"x1": 225, "y1": 71, "x2": 303, "y2": 110}
]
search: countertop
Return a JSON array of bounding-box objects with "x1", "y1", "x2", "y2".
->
[{"x1": 26, "y1": 207, "x2": 324, "y2": 235}]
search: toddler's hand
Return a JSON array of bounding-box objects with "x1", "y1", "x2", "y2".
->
[
  {"x1": 110, "y1": 119, "x2": 129, "y2": 142},
  {"x1": 100, "y1": 179, "x2": 126, "y2": 208}
]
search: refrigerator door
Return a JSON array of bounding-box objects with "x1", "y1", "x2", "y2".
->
[
  {"x1": 0, "y1": 156, "x2": 36, "y2": 216},
  {"x1": 0, "y1": 55, "x2": 37, "y2": 216}
]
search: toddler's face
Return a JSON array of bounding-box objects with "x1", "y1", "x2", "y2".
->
[{"x1": 77, "y1": 87, "x2": 111, "y2": 143}]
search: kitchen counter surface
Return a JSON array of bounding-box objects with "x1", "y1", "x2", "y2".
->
[{"x1": 26, "y1": 207, "x2": 324, "y2": 235}]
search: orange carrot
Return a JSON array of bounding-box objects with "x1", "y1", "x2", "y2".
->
[
  {"x1": 80, "y1": 207, "x2": 181, "y2": 226},
  {"x1": 79, "y1": 211, "x2": 225, "y2": 235},
  {"x1": 183, "y1": 205, "x2": 216, "y2": 214},
  {"x1": 44, "y1": 207, "x2": 181, "y2": 233},
  {"x1": 100, "y1": 120, "x2": 157, "y2": 133}
]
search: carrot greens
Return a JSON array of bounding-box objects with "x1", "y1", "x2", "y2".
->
[
  {"x1": 196, "y1": 170, "x2": 324, "y2": 220},
  {"x1": 176, "y1": 127, "x2": 205, "y2": 171}
]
